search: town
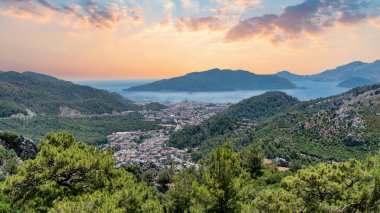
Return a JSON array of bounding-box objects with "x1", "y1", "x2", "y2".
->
[{"x1": 107, "y1": 102, "x2": 231, "y2": 170}]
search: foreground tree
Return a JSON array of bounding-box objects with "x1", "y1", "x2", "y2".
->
[
  {"x1": 165, "y1": 167, "x2": 199, "y2": 213},
  {"x1": 240, "y1": 141, "x2": 264, "y2": 178},
  {"x1": 280, "y1": 157, "x2": 380, "y2": 212},
  {"x1": 253, "y1": 188, "x2": 304, "y2": 212},
  {"x1": 1, "y1": 132, "x2": 163, "y2": 212}
]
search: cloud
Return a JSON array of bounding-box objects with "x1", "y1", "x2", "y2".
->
[
  {"x1": 212, "y1": 0, "x2": 260, "y2": 16},
  {"x1": 0, "y1": 0, "x2": 144, "y2": 29},
  {"x1": 370, "y1": 16, "x2": 380, "y2": 28},
  {"x1": 226, "y1": 0, "x2": 376, "y2": 42},
  {"x1": 173, "y1": 0, "x2": 260, "y2": 33},
  {"x1": 176, "y1": 16, "x2": 225, "y2": 31}
]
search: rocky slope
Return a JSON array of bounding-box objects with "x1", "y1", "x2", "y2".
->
[{"x1": 0, "y1": 132, "x2": 38, "y2": 161}]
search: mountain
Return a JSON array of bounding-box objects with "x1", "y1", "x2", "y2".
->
[
  {"x1": 311, "y1": 61, "x2": 380, "y2": 82},
  {"x1": 276, "y1": 60, "x2": 380, "y2": 82},
  {"x1": 275, "y1": 71, "x2": 310, "y2": 81},
  {"x1": 168, "y1": 83, "x2": 380, "y2": 163},
  {"x1": 337, "y1": 77, "x2": 376, "y2": 88},
  {"x1": 125, "y1": 68, "x2": 297, "y2": 91},
  {"x1": 0, "y1": 71, "x2": 138, "y2": 117},
  {"x1": 167, "y1": 92, "x2": 300, "y2": 150}
]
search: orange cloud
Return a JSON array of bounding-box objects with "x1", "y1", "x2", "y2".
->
[
  {"x1": 0, "y1": 0, "x2": 144, "y2": 29},
  {"x1": 176, "y1": 16, "x2": 225, "y2": 32}
]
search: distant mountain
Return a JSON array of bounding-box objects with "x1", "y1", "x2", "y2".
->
[
  {"x1": 0, "y1": 71, "x2": 138, "y2": 117},
  {"x1": 338, "y1": 77, "x2": 375, "y2": 88},
  {"x1": 276, "y1": 60, "x2": 380, "y2": 82},
  {"x1": 126, "y1": 68, "x2": 297, "y2": 91},
  {"x1": 311, "y1": 61, "x2": 380, "y2": 82},
  {"x1": 275, "y1": 71, "x2": 310, "y2": 81}
]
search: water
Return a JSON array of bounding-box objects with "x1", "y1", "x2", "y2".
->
[
  {"x1": 75, "y1": 80, "x2": 351, "y2": 103},
  {"x1": 74, "y1": 80, "x2": 155, "y2": 92}
]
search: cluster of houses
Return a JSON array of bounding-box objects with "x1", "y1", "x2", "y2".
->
[
  {"x1": 108, "y1": 102, "x2": 231, "y2": 170},
  {"x1": 140, "y1": 102, "x2": 230, "y2": 131},
  {"x1": 108, "y1": 130, "x2": 195, "y2": 171}
]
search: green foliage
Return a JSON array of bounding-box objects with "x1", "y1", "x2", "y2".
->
[
  {"x1": 144, "y1": 102, "x2": 168, "y2": 111},
  {"x1": 165, "y1": 143, "x2": 380, "y2": 213},
  {"x1": 0, "y1": 146, "x2": 19, "y2": 177},
  {"x1": 0, "y1": 194, "x2": 13, "y2": 213},
  {"x1": 280, "y1": 158, "x2": 380, "y2": 212},
  {"x1": 226, "y1": 91, "x2": 299, "y2": 120},
  {"x1": 0, "y1": 101, "x2": 26, "y2": 118},
  {"x1": 192, "y1": 142, "x2": 245, "y2": 212},
  {"x1": 253, "y1": 188, "x2": 304, "y2": 212},
  {"x1": 166, "y1": 142, "x2": 251, "y2": 213},
  {"x1": 51, "y1": 174, "x2": 163, "y2": 213},
  {"x1": 0, "y1": 113, "x2": 156, "y2": 145},
  {"x1": 0, "y1": 133, "x2": 163, "y2": 212},
  {"x1": 168, "y1": 92, "x2": 298, "y2": 150},
  {"x1": 240, "y1": 142, "x2": 264, "y2": 178},
  {"x1": 0, "y1": 132, "x2": 19, "y2": 148},
  {"x1": 168, "y1": 114, "x2": 238, "y2": 149},
  {"x1": 156, "y1": 168, "x2": 173, "y2": 192},
  {"x1": 165, "y1": 167, "x2": 199, "y2": 213}
]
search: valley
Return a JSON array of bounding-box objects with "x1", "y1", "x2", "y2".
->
[{"x1": 2, "y1": 0, "x2": 380, "y2": 210}]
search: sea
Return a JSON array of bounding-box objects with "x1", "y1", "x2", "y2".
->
[{"x1": 74, "y1": 80, "x2": 351, "y2": 103}]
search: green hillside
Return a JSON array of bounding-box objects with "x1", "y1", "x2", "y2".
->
[
  {"x1": 168, "y1": 84, "x2": 380, "y2": 163},
  {"x1": 126, "y1": 68, "x2": 296, "y2": 91},
  {"x1": 167, "y1": 92, "x2": 300, "y2": 149},
  {"x1": 0, "y1": 113, "x2": 156, "y2": 146},
  {"x1": 0, "y1": 71, "x2": 138, "y2": 117}
]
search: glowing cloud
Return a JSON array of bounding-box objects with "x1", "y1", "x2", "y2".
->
[
  {"x1": 176, "y1": 16, "x2": 225, "y2": 31},
  {"x1": 226, "y1": 0, "x2": 378, "y2": 42},
  {"x1": 0, "y1": 0, "x2": 143, "y2": 29}
]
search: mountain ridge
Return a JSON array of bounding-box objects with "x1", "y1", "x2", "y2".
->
[
  {"x1": 0, "y1": 71, "x2": 138, "y2": 117},
  {"x1": 338, "y1": 77, "x2": 375, "y2": 88},
  {"x1": 126, "y1": 68, "x2": 297, "y2": 91},
  {"x1": 276, "y1": 60, "x2": 380, "y2": 82}
]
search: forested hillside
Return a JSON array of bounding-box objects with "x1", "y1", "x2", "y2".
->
[
  {"x1": 0, "y1": 71, "x2": 138, "y2": 117},
  {"x1": 0, "y1": 113, "x2": 157, "y2": 146},
  {"x1": 169, "y1": 84, "x2": 380, "y2": 163},
  {"x1": 126, "y1": 68, "x2": 297, "y2": 91},
  {"x1": 167, "y1": 92, "x2": 299, "y2": 149}
]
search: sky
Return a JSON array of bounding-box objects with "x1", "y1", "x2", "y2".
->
[{"x1": 0, "y1": 0, "x2": 380, "y2": 80}]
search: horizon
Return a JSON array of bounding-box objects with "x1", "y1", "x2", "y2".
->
[
  {"x1": 1, "y1": 0, "x2": 380, "y2": 79},
  {"x1": 2, "y1": 58, "x2": 379, "y2": 81}
]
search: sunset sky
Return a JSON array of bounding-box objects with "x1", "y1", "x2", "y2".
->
[{"x1": 1, "y1": 0, "x2": 380, "y2": 79}]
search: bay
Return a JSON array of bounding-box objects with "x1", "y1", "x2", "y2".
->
[{"x1": 75, "y1": 80, "x2": 350, "y2": 103}]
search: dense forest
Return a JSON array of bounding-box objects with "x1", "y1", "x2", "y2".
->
[
  {"x1": 0, "y1": 132, "x2": 379, "y2": 212},
  {"x1": 167, "y1": 92, "x2": 299, "y2": 149},
  {"x1": 0, "y1": 113, "x2": 157, "y2": 146}
]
